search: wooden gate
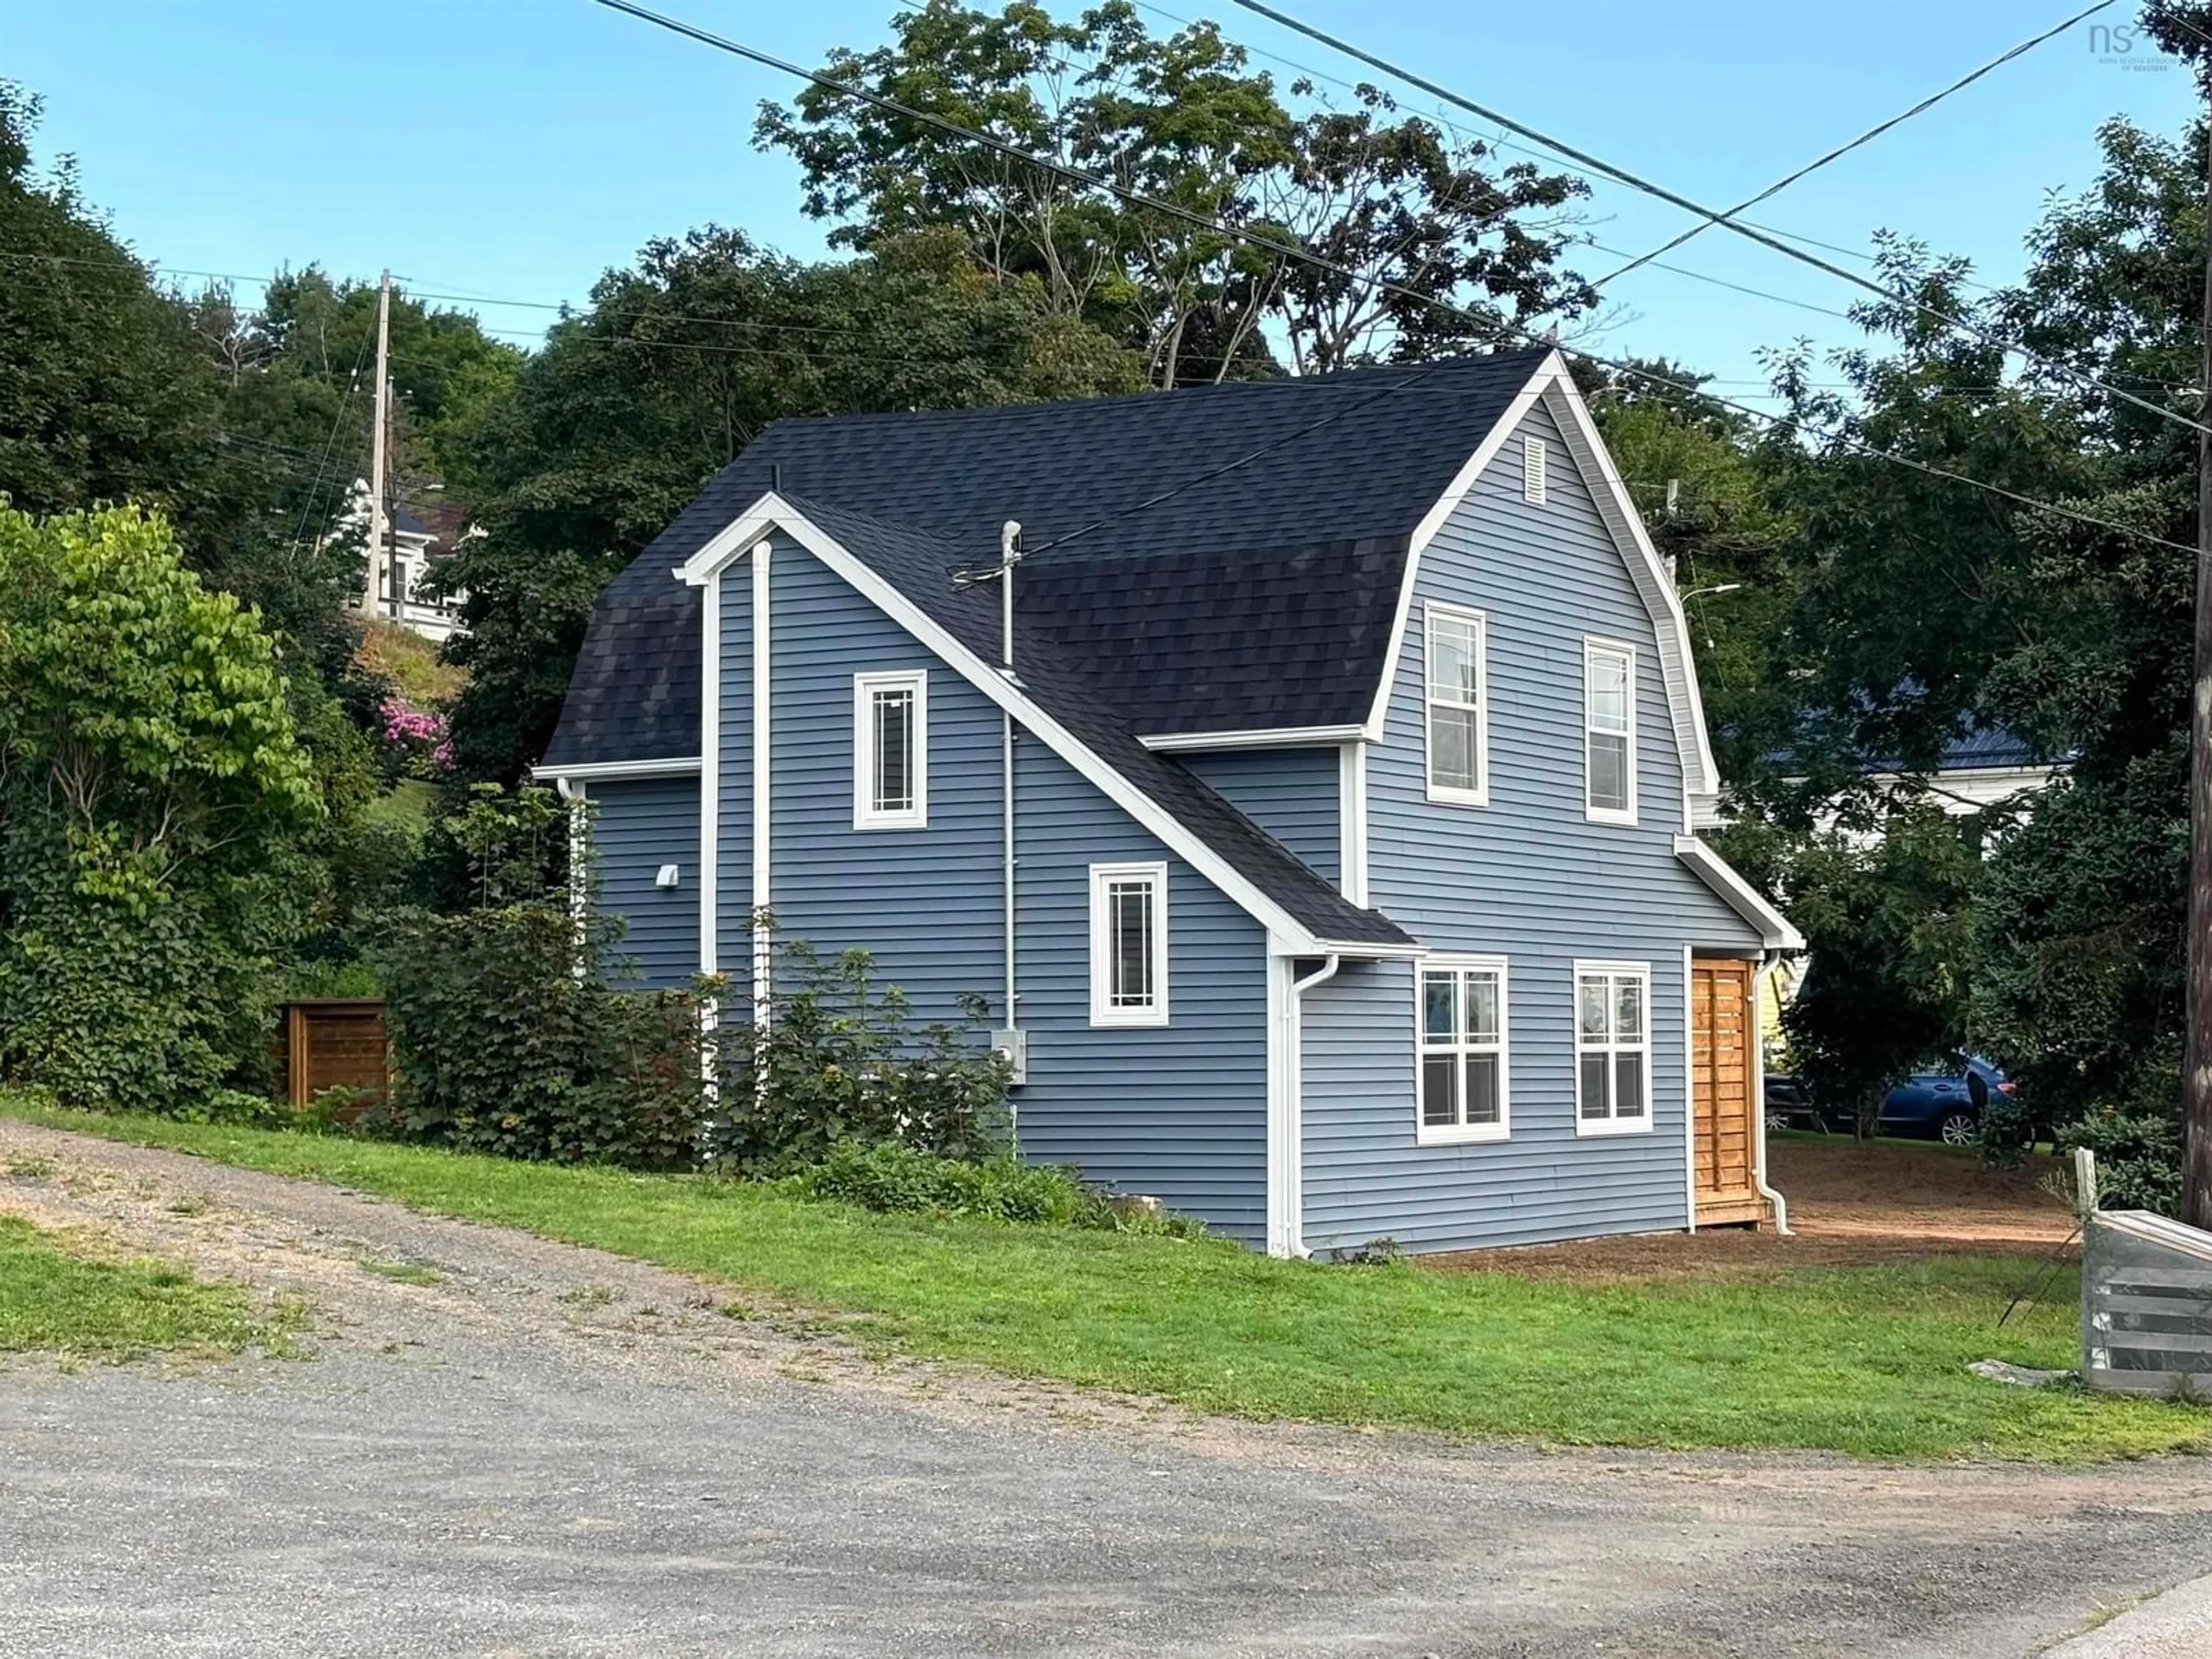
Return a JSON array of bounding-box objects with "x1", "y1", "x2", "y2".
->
[{"x1": 1691, "y1": 958, "x2": 1770, "y2": 1228}]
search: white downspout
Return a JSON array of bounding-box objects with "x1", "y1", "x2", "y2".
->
[
  {"x1": 1751, "y1": 948, "x2": 1792, "y2": 1236},
  {"x1": 999, "y1": 521, "x2": 1023, "y2": 1138},
  {"x1": 1282, "y1": 953, "x2": 1342, "y2": 1259}
]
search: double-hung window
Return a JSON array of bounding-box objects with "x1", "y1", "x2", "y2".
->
[
  {"x1": 1425, "y1": 604, "x2": 1488, "y2": 804},
  {"x1": 1574, "y1": 961, "x2": 1651, "y2": 1134},
  {"x1": 1417, "y1": 958, "x2": 1509, "y2": 1143},
  {"x1": 1089, "y1": 862, "x2": 1168, "y2": 1027},
  {"x1": 853, "y1": 670, "x2": 927, "y2": 830},
  {"x1": 1583, "y1": 639, "x2": 1636, "y2": 823}
]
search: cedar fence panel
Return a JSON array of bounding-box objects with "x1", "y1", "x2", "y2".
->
[{"x1": 274, "y1": 998, "x2": 390, "y2": 1114}]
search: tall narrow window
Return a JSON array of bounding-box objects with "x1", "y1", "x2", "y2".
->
[
  {"x1": 1522, "y1": 435, "x2": 1548, "y2": 504},
  {"x1": 1584, "y1": 639, "x2": 1636, "y2": 823},
  {"x1": 853, "y1": 670, "x2": 927, "y2": 830},
  {"x1": 1574, "y1": 961, "x2": 1651, "y2": 1134},
  {"x1": 1417, "y1": 958, "x2": 1509, "y2": 1143},
  {"x1": 1089, "y1": 862, "x2": 1168, "y2": 1027},
  {"x1": 1425, "y1": 604, "x2": 1487, "y2": 805}
]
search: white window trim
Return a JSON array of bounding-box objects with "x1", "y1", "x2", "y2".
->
[
  {"x1": 853, "y1": 669, "x2": 928, "y2": 830},
  {"x1": 1523, "y1": 434, "x2": 1548, "y2": 505},
  {"x1": 1088, "y1": 862, "x2": 1169, "y2": 1028},
  {"x1": 1583, "y1": 637, "x2": 1638, "y2": 826},
  {"x1": 1423, "y1": 602, "x2": 1490, "y2": 807},
  {"x1": 1414, "y1": 955, "x2": 1510, "y2": 1146},
  {"x1": 1573, "y1": 959, "x2": 1654, "y2": 1137}
]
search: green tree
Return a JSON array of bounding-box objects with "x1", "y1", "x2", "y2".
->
[
  {"x1": 433, "y1": 228, "x2": 1143, "y2": 782},
  {"x1": 756, "y1": 0, "x2": 1594, "y2": 384},
  {"x1": 1723, "y1": 99, "x2": 2204, "y2": 1149},
  {"x1": 0, "y1": 506, "x2": 323, "y2": 1111}
]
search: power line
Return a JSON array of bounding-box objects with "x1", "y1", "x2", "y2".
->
[
  {"x1": 1593, "y1": 1, "x2": 2119, "y2": 288},
  {"x1": 585, "y1": 0, "x2": 2198, "y2": 561},
  {"x1": 1218, "y1": 0, "x2": 2207, "y2": 439}
]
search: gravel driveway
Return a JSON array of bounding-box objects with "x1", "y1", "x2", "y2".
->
[{"x1": 2, "y1": 1117, "x2": 2209, "y2": 1658}]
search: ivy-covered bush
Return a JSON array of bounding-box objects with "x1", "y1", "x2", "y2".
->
[
  {"x1": 0, "y1": 506, "x2": 320, "y2": 1112},
  {"x1": 372, "y1": 903, "x2": 704, "y2": 1170},
  {"x1": 709, "y1": 937, "x2": 1013, "y2": 1175}
]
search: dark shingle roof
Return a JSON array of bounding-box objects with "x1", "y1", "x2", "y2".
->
[
  {"x1": 541, "y1": 353, "x2": 1557, "y2": 944},
  {"x1": 781, "y1": 497, "x2": 1410, "y2": 948},
  {"x1": 544, "y1": 349, "x2": 1546, "y2": 768}
]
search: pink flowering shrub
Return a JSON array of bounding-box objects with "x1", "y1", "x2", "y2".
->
[{"x1": 379, "y1": 696, "x2": 453, "y2": 780}]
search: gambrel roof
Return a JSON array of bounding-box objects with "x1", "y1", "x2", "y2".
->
[
  {"x1": 541, "y1": 348, "x2": 1549, "y2": 770},
  {"x1": 540, "y1": 347, "x2": 1749, "y2": 953}
]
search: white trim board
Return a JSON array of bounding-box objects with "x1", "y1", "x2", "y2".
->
[
  {"x1": 675, "y1": 493, "x2": 1375, "y2": 958},
  {"x1": 1139, "y1": 724, "x2": 1367, "y2": 753},
  {"x1": 532, "y1": 755, "x2": 702, "y2": 783}
]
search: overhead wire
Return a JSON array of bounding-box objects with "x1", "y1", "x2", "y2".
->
[
  {"x1": 1217, "y1": 0, "x2": 2207, "y2": 437},
  {"x1": 584, "y1": 0, "x2": 2199, "y2": 560},
  {"x1": 1590, "y1": 0, "x2": 2120, "y2": 288}
]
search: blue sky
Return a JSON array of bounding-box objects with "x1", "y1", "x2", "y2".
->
[{"x1": 2, "y1": 0, "x2": 2198, "y2": 399}]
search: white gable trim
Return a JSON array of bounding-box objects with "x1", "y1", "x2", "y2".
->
[
  {"x1": 676, "y1": 493, "x2": 1354, "y2": 956},
  {"x1": 1360, "y1": 351, "x2": 1722, "y2": 804},
  {"x1": 1675, "y1": 835, "x2": 1804, "y2": 952},
  {"x1": 1361, "y1": 361, "x2": 1550, "y2": 744}
]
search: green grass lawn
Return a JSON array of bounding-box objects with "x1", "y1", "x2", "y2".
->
[
  {"x1": 5, "y1": 1094, "x2": 2206, "y2": 1460},
  {"x1": 0, "y1": 1213, "x2": 274, "y2": 1361}
]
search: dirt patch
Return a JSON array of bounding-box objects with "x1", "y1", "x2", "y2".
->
[{"x1": 1431, "y1": 1136, "x2": 2078, "y2": 1283}]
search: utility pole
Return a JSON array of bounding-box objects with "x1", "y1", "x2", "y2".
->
[
  {"x1": 364, "y1": 270, "x2": 392, "y2": 619},
  {"x1": 2187, "y1": 118, "x2": 2212, "y2": 1232}
]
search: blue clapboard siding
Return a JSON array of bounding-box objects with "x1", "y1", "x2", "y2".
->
[
  {"x1": 1012, "y1": 739, "x2": 1270, "y2": 1243},
  {"x1": 733, "y1": 537, "x2": 1271, "y2": 1240},
  {"x1": 714, "y1": 563, "x2": 752, "y2": 976},
  {"x1": 589, "y1": 775, "x2": 702, "y2": 990},
  {"x1": 1176, "y1": 747, "x2": 1340, "y2": 888},
  {"x1": 1312, "y1": 399, "x2": 1763, "y2": 1254},
  {"x1": 763, "y1": 541, "x2": 1006, "y2": 1025}
]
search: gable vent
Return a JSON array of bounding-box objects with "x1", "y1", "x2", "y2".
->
[{"x1": 1522, "y1": 435, "x2": 1548, "y2": 505}]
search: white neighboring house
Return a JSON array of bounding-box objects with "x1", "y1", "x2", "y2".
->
[
  {"x1": 1698, "y1": 724, "x2": 2069, "y2": 1061},
  {"x1": 340, "y1": 479, "x2": 469, "y2": 644},
  {"x1": 1863, "y1": 726, "x2": 2069, "y2": 819}
]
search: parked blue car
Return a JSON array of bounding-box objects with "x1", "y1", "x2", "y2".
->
[{"x1": 1876, "y1": 1056, "x2": 2014, "y2": 1145}]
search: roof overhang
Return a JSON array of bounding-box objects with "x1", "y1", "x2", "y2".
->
[
  {"x1": 531, "y1": 755, "x2": 702, "y2": 783},
  {"x1": 673, "y1": 491, "x2": 1398, "y2": 957},
  {"x1": 1675, "y1": 835, "x2": 1804, "y2": 952},
  {"x1": 1139, "y1": 724, "x2": 1366, "y2": 753}
]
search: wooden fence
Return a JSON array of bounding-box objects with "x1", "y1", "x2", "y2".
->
[{"x1": 274, "y1": 998, "x2": 389, "y2": 1112}]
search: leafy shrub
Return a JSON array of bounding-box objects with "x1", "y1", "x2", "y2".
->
[
  {"x1": 710, "y1": 938, "x2": 1013, "y2": 1175},
  {"x1": 0, "y1": 506, "x2": 320, "y2": 1114},
  {"x1": 801, "y1": 1141, "x2": 1084, "y2": 1224},
  {"x1": 2056, "y1": 1110, "x2": 2182, "y2": 1216},
  {"x1": 798, "y1": 1140, "x2": 1209, "y2": 1238},
  {"x1": 372, "y1": 903, "x2": 704, "y2": 1171}
]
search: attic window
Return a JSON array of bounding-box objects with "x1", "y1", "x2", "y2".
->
[
  {"x1": 853, "y1": 670, "x2": 927, "y2": 830},
  {"x1": 1522, "y1": 435, "x2": 1548, "y2": 505}
]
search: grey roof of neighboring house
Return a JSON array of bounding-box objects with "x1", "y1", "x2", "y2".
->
[{"x1": 541, "y1": 352, "x2": 1560, "y2": 947}]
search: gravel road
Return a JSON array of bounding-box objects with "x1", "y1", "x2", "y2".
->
[{"x1": 2, "y1": 1115, "x2": 2208, "y2": 1658}]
